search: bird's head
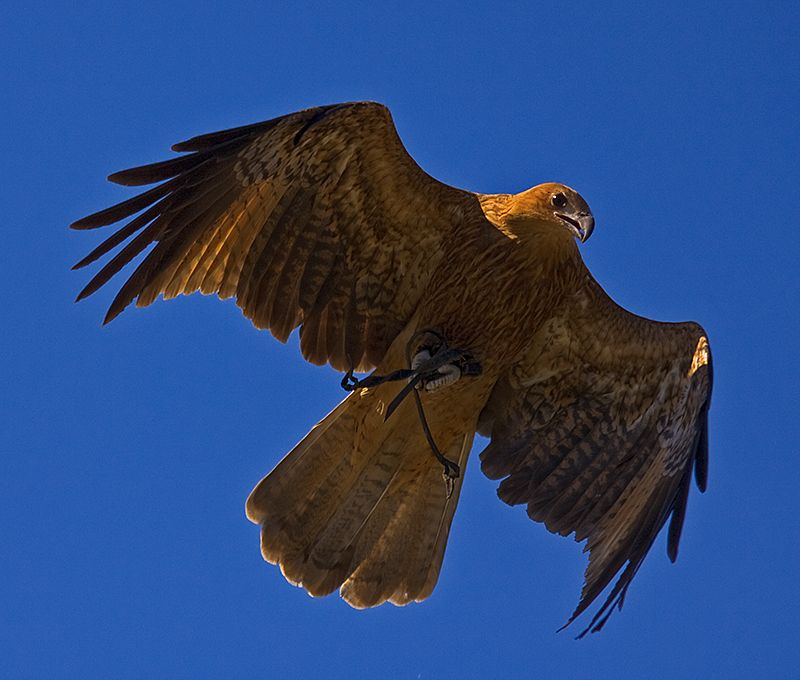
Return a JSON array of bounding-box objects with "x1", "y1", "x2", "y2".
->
[{"x1": 505, "y1": 183, "x2": 594, "y2": 243}]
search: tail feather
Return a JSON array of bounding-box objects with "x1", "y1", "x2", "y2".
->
[
  {"x1": 246, "y1": 384, "x2": 476, "y2": 607},
  {"x1": 247, "y1": 397, "x2": 358, "y2": 568},
  {"x1": 342, "y1": 430, "x2": 473, "y2": 607},
  {"x1": 280, "y1": 445, "x2": 406, "y2": 596}
]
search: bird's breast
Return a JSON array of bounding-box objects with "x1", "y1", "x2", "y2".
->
[{"x1": 415, "y1": 233, "x2": 579, "y2": 377}]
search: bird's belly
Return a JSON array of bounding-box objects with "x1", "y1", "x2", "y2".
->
[{"x1": 414, "y1": 265, "x2": 544, "y2": 376}]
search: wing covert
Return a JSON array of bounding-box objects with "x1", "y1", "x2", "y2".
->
[
  {"x1": 478, "y1": 275, "x2": 712, "y2": 635},
  {"x1": 72, "y1": 101, "x2": 481, "y2": 372}
]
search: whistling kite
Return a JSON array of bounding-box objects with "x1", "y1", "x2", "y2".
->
[{"x1": 73, "y1": 101, "x2": 712, "y2": 634}]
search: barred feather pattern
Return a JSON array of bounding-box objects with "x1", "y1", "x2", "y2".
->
[
  {"x1": 73, "y1": 101, "x2": 712, "y2": 633},
  {"x1": 73, "y1": 102, "x2": 477, "y2": 372},
  {"x1": 479, "y1": 278, "x2": 711, "y2": 634}
]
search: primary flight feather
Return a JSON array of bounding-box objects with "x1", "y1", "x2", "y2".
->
[{"x1": 72, "y1": 101, "x2": 712, "y2": 634}]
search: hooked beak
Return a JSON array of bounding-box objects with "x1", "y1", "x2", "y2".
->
[{"x1": 556, "y1": 212, "x2": 594, "y2": 242}]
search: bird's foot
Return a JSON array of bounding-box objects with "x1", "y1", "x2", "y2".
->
[{"x1": 411, "y1": 349, "x2": 463, "y2": 392}]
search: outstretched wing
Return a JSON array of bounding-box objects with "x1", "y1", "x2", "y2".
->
[
  {"x1": 72, "y1": 101, "x2": 481, "y2": 372},
  {"x1": 478, "y1": 274, "x2": 712, "y2": 635}
]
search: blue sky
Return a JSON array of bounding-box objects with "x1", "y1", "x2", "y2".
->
[{"x1": 3, "y1": 1, "x2": 799, "y2": 678}]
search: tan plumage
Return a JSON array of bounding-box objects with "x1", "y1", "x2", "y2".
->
[{"x1": 72, "y1": 101, "x2": 712, "y2": 633}]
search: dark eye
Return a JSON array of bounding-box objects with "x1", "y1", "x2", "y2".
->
[{"x1": 551, "y1": 192, "x2": 568, "y2": 208}]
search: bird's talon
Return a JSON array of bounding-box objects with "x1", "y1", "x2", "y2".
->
[
  {"x1": 410, "y1": 347, "x2": 463, "y2": 392},
  {"x1": 424, "y1": 364, "x2": 462, "y2": 392}
]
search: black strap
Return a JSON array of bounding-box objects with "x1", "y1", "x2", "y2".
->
[{"x1": 339, "y1": 329, "x2": 481, "y2": 498}]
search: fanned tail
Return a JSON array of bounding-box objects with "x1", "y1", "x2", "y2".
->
[{"x1": 246, "y1": 384, "x2": 474, "y2": 607}]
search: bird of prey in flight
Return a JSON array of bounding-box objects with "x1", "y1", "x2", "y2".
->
[{"x1": 73, "y1": 101, "x2": 712, "y2": 635}]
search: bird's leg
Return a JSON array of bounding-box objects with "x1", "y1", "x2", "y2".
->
[
  {"x1": 364, "y1": 332, "x2": 482, "y2": 421},
  {"x1": 398, "y1": 329, "x2": 483, "y2": 497},
  {"x1": 341, "y1": 329, "x2": 482, "y2": 496},
  {"x1": 409, "y1": 328, "x2": 482, "y2": 393},
  {"x1": 410, "y1": 348, "x2": 462, "y2": 392}
]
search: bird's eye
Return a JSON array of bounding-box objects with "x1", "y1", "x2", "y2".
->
[{"x1": 551, "y1": 193, "x2": 568, "y2": 208}]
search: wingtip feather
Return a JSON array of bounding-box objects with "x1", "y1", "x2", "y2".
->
[{"x1": 102, "y1": 306, "x2": 124, "y2": 325}]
